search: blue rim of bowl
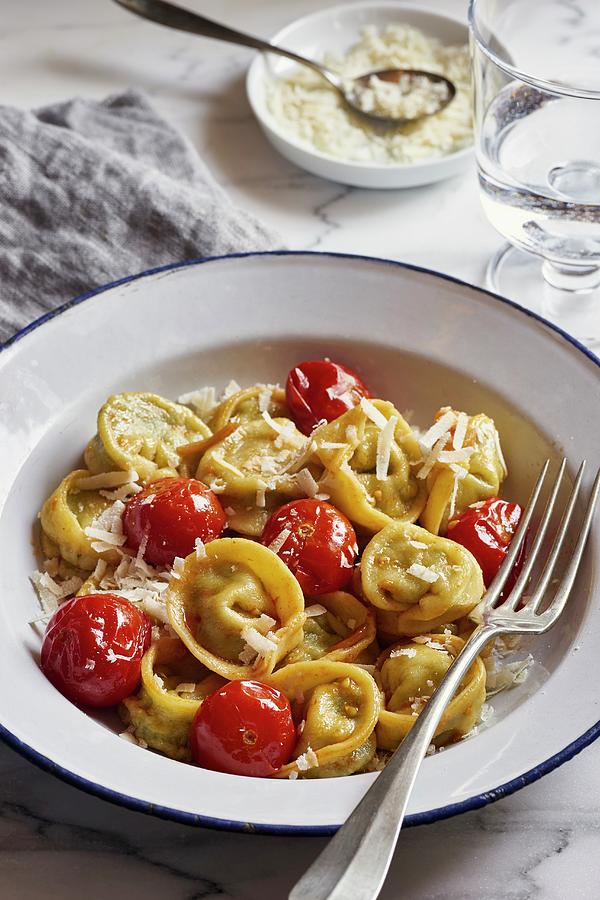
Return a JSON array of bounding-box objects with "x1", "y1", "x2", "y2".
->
[{"x1": 1, "y1": 250, "x2": 599, "y2": 835}]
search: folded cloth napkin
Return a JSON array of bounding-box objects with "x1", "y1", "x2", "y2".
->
[{"x1": 0, "y1": 89, "x2": 283, "y2": 344}]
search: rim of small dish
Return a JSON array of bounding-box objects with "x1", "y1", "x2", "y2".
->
[
  {"x1": 245, "y1": 1, "x2": 474, "y2": 171},
  {"x1": 1, "y1": 250, "x2": 600, "y2": 834}
]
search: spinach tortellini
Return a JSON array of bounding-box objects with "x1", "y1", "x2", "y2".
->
[
  {"x1": 420, "y1": 410, "x2": 507, "y2": 535},
  {"x1": 33, "y1": 371, "x2": 521, "y2": 783},
  {"x1": 308, "y1": 400, "x2": 425, "y2": 533},
  {"x1": 196, "y1": 417, "x2": 316, "y2": 536},
  {"x1": 268, "y1": 660, "x2": 380, "y2": 778},
  {"x1": 166, "y1": 538, "x2": 305, "y2": 680},
  {"x1": 120, "y1": 637, "x2": 225, "y2": 761},
  {"x1": 40, "y1": 469, "x2": 119, "y2": 570},
  {"x1": 85, "y1": 392, "x2": 211, "y2": 482},
  {"x1": 375, "y1": 634, "x2": 487, "y2": 750},
  {"x1": 209, "y1": 385, "x2": 289, "y2": 431},
  {"x1": 282, "y1": 592, "x2": 377, "y2": 665},
  {"x1": 361, "y1": 521, "x2": 484, "y2": 636}
]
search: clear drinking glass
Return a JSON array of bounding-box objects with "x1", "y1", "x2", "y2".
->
[{"x1": 469, "y1": 0, "x2": 600, "y2": 347}]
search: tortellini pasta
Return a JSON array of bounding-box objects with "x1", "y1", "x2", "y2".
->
[
  {"x1": 361, "y1": 521, "x2": 484, "y2": 636},
  {"x1": 267, "y1": 660, "x2": 380, "y2": 778},
  {"x1": 166, "y1": 538, "x2": 305, "y2": 680},
  {"x1": 209, "y1": 385, "x2": 289, "y2": 431},
  {"x1": 375, "y1": 634, "x2": 487, "y2": 750},
  {"x1": 120, "y1": 637, "x2": 225, "y2": 761},
  {"x1": 85, "y1": 392, "x2": 211, "y2": 482},
  {"x1": 282, "y1": 592, "x2": 377, "y2": 665},
  {"x1": 196, "y1": 417, "x2": 317, "y2": 536},
  {"x1": 40, "y1": 469, "x2": 119, "y2": 570},
  {"x1": 420, "y1": 410, "x2": 507, "y2": 535},
  {"x1": 307, "y1": 400, "x2": 426, "y2": 533}
]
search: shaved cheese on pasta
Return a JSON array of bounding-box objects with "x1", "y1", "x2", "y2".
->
[
  {"x1": 420, "y1": 410, "x2": 456, "y2": 450},
  {"x1": 417, "y1": 434, "x2": 449, "y2": 480},
  {"x1": 194, "y1": 537, "x2": 206, "y2": 559},
  {"x1": 305, "y1": 604, "x2": 328, "y2": 617},
  {"x1": 407, "y1": 563, "x2": 440, "y2": 584},
  {"x1": 75, "y1": 470, "x2": 139, "y2": 491},
  {"x1": 221, "y1": 380, "x2": 241, "y2": 399},
  {"x1": 408, "y1": 540, "x2": 428, "y2": 550},
  {"x1": 376, "y1": 415, "x2": 397, "y2": 480},
  {"x1": 295, "y1": 467, "x2": 319, "y2": 498},
  {"x1": 177, "y1": 386, "x2": 217, "y2": 419},
  {"x1": 453, "y1": 412, "x2": 469, "y2": 450},
  {"x1": 390, "y1": 647, "x2": 417, "y2": 658},
  {"x1": 360, "y1": 397, "x2": 388, "y2": 429},
  {"x1": 345, "y1": 425, "x2": 359, "y2": 444},
  {"x1": 437, "y1": 447, "x2": 474, "y2": 464},
  {"x1": 258, "y1": 386, "x2": 272, "y2": 412},
  {"x1": 296, "y1": 747, "x2": 319, "y2": 771},
  {"x1": 267, "y1": 528, "x2": 291, "y2": 554},
  {"x1": 240, "y1": 625, "x2": 278, "y2": 658}
]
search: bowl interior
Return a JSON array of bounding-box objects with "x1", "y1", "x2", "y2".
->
[{"x1": 1, "y1": 253, "x2": 598, "y2": 830}]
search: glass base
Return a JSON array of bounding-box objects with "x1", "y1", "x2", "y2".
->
[{"x1": 486, "y1": 244, "x2": 600, "y2": 352}]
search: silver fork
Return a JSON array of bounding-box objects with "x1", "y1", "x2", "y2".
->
[{"x1": 290, "y1": 459, "x2": 600, "y2": 900}]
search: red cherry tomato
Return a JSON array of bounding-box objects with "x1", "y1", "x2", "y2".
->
[
  {"x1": 190, "y1": 680, "x2": 296, "y2": 777},
  {"x1": 41, "y1": 593, "x2": 151, "y2": 708},
  {"x1": 447, "y1": 498, "x2": 524, "y2": 587},
  {"x1": 261, "y1": 498, "x2": 358, "y2": 595},
  {"x1": 122, "y1": 477, "x2": 226, "y2": 567},
  {"x1": 285, "y1": 359, "x2": 370, "y2": 435}
]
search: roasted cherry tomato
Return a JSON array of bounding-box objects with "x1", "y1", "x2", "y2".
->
[
  {"x1": 447, "y1": 497, "x2": 524, "y2": 587},
  {"x1": 122, "y1": 477, "x2": 226, "y2": 567},
  {"x1": 41, "y1": 593, "x2": 151, "y2": 708},
  {"x1": 190, "y1": 680, "x2": 296, "y2": 777},
  {"x1": 261, "y1": 498, "x2": 358, "y2": 595},
  {"x1": 285, "y1": 359, "x2": 370, "y2": 435}
]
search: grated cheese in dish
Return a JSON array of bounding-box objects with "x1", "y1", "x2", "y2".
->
[{"x1": 267, "y1": 24, "x2": 472, "y2": 165}]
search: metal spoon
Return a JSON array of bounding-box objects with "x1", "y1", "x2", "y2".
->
[{"x1": 113, "y1": 0, "x2": 456, "y2": 127}]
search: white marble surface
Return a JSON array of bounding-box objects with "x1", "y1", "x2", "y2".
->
[{"x1": 1, "y1": 0, "x2": 599, "y2": 897}]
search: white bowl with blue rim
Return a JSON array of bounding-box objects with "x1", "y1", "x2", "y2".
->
[{"x1": 0, "y1": 251, "x2": 598, "y2": 832}]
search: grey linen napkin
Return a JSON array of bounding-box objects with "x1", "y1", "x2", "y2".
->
[{"x1": 0, "y1": 89, "x2": 283, "y2": 344}]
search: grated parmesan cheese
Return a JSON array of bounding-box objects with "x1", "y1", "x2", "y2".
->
[
  {"x1": 295, "y1": 467, "x2": 320, "y2": 498},
  {"x1": 258, "y1": 386, "x2": 272, "y2": 413},
  {"x1": 178, "y1": 386, "x2": 218, "y2": 419},
  {"x1": 437, "y1": 447, "x2": 474, "y2": 464},
  {"x1": 390, "y1": 647, "x2": 417, "y2": 658},
  {"x1": 194, "y1": 537, "x2": 206, "y2": 559},
  {"x1": 420, "y1": 410, "x2": 456, "y2": 450},
  {"x1": 417, "y1": 434, "x2": 450, "y2": 480},
  {"x1": 171, "y1": 557, "x2": 186, "y2": 579},
  {"x1": 408, "y1": 540, "x2": 428, "y2": 550},
  {"x1": 375, "y1": 415, "x2": 397, "y2": 480},
  {"x1": 221, "y1": 380, "x2": 241, "y2": 399},
  {"x1": 268, "y1": 527, "x2": 291, "y2": 555},
  {"x1": 345, "y1": 425, "x2": 359, "y2": 444},
  {"x1": 305, "y1": 604, "x2": 327, "y2": 617},
  {"x1": 240, "y1": 625, "x2": 278, "y2": 659},
  {"x1": 453, "y1": 412, "x2": 469, "y2": 450},
  {"x1": 75, "y1": 470, "x2": 139, "y2": 491},
  {"x1": 360, "y1": 397, "x2": 388, "y2": 430},
  {"x1": 407, "y1": 563, "x2": 440, "y2": 584},
  {"x1": 296, "y1": 746, "x2": 319, "y2": 771}
]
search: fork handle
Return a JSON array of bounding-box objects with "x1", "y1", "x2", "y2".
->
[{"x1": 289, "y1": 623, "x2": 498, "y2": 900}]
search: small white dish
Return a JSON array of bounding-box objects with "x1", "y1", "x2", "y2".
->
[
  {"x1": 246, "y1": 2, "x2": 473, "y2": 189},
  {"x1": 0, "y1": 252, "x2": 599, "y2": 833}
]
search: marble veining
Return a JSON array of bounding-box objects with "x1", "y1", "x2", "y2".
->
[{"x1": 1, "y1": 0, "x2": 600, "y2": 898}]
